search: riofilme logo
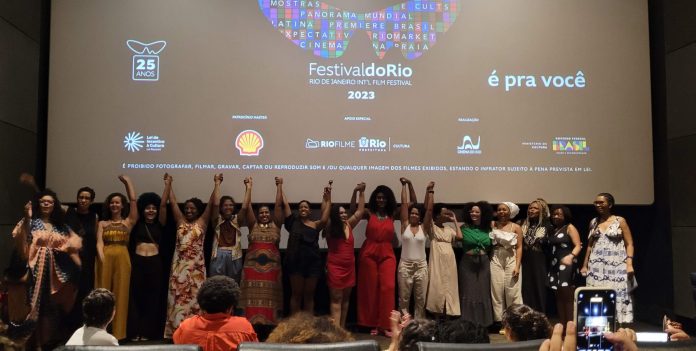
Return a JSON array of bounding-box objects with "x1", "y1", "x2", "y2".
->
[
  {"x1": 552, "y1": 137, "x2": 589, "y2": 155},
  {"x1": 457, "y1": 136, "x2": 481, "y2": 155},
  {"x1": 236, "y1": 130, "x2": 264, "y2": 156}
]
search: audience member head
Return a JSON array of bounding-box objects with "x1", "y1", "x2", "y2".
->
[
  {"x1": 266, "y1": 313, "x2": 354, "y2": 343},
  {"x1": 197, "y1": 276, "x2": 240, "y2": 314},
  {"x1": 399, "y1": 319, "x2": 439, "y2": 351},
  {"x1": 83, "y1": 288, "x2": 116, "y2": 329},
  {"x1": 502, "y1": 304, "x2": 551, "y2": 342},
  {"x1": 368, "y1": 185, "x2": 396, "y2": 216},
  {"x1": 436, "y1": 318, "x2": 489, "y2": 344}
]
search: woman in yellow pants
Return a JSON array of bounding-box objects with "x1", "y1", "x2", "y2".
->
[{"x1": 96, "y1": 175, "x2": 138, "y2": 340}]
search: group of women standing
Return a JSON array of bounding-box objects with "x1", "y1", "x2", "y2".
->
[{"x1": 9, "y1": 174, "x2": 636, "y2": 348}]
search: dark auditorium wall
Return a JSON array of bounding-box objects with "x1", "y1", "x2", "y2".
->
[
  {"x1": 663, "y1": 0, "x2": 696, "y2": 318},
  {"x1": 0, "y1": 0, "x2": 46, "y2": 272}
]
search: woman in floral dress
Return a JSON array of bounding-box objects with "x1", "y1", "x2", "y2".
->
[{"x1": 163, "y1": 174, "x2": 222, "y2": 338}]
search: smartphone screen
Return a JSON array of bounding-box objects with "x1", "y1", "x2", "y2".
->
[{"x1": 576, "y1": 288, "x2": 616, "y2": 351}]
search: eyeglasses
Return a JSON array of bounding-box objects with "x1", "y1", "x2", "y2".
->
[{"x1": 259, "y1": 0, "x2": 460, "y2": 59}]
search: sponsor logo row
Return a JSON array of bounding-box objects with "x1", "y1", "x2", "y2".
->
[{"x1": 123, "y1": 130, "x2": 589, "y2": 157}]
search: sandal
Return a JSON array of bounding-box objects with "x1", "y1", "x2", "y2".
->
[{"x1": 370, "y1": 328, "x2": 379, "y2": 336}]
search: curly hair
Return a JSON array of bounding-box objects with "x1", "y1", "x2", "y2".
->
[
  {"x1": 502, "y1": 304, "x2": 551, "y2": 341},
  {"x1": 197, "y1": 276, "x2": 240, "y2": 313},
  {"x1": 32, "y1": 189, "x2": 66, "y2": 227},
  {"x1": 462, "y1": 201, "x2": 493, "y2": 232},
  {"x1": 83, "y1": 288, "x2": 115, "y2": 328},
  {"x1": 399, "y1": 319, "x2": 438, "y2": 351},
  {"x1": 368, "y1": 185, "x2": 396, "y2": 216},
  {"x1": 102, "y1": 192, "x2": 129, "y2": 220},
  {"x1": 436, "y1": 318, "x2": 489, "y2": 344},
  {"x1": 137, "y1": 192, "x2": 161, "y2": 218},
  {"x1": 266, "y1": 313, "x2": 354, "y2": 343}
]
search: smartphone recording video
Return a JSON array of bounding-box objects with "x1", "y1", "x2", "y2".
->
[{"x1": 575, "y1": 288, "x2": 617, "y2": 351}]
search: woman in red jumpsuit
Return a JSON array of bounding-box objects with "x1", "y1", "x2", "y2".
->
[{"x1": 354, "y1": 184, "x2": 397, "y2": 336}]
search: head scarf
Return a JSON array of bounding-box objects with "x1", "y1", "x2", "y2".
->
[{"x1": 501, "y1": 202, "x2": 519, "y2": 219}]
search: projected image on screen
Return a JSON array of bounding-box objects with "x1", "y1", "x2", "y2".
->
[{"x1": 47, "y1": 0, "x2": 653, "y2": 204}]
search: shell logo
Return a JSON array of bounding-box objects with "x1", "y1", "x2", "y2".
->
[{"x1": 235, "y1": 130, "x2": 264, "y2": 156}]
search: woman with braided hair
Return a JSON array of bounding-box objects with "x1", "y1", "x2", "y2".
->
[{"x1": 520, "y1": 198, "x2": 553, "y2": 313}]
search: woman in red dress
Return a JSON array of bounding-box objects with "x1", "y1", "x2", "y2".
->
[
  {"x1": 324, "y1": 182, "x2": 366, "y2": 327},
  {"x1": 355, "y1": 184, "x2": 397, "y2": 336}
]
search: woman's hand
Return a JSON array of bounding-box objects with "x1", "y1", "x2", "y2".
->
[
  {"x1": 23, "y1": 201, "x2": 32, "y2": 219},
  {"x1": 118, "y1": 174, "x2": 131, "y2": 185},
  {"x1": 561, "y1": 254, "x2": 573, "y2": 266},
  {"x1": 214, "y1": 173, "x2": 223, "y2": 185},
  {"x1": 355, "y1": 182, "x2": 366, "y2": 193},
  {"x1": 580, "y1": 266, "x2": 588, "y2": 276},
  {"x1": 244, "y1": 176, "x2": 253, "y2": 188},
  {"x1": 275, "y1": 176, "x2": 283, "y2": 186}
]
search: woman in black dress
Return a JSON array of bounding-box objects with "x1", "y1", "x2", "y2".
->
[
  {"x1": 548, "y1": 205, "x2": 582, "y2": 328},
  {"x1": 128, "y1": 173, "x2": 171, "y2": 341},
  {"x1": 282, "y1": 180, "x2": 331, "y2": 314}
]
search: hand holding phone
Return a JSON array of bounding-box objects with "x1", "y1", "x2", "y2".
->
[{"x1": 575, "y1": 287, "x2": 617, "y2": 351}]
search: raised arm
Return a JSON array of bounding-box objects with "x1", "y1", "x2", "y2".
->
[
  {"x1": 19, "y1": 173, "x2": 41, "y2": 193},
  {"x1": 159, "y1": 173, "x2": 172, "y2": 226},
  {"x1": 119, "y1": 175, "x2": 138, "y2": 227},
  {"x1": 199, "y1": 173, "x2": 222, "y2": 226},
  {"x1": 619, "y1": 217, "x2": 635, "y2": 277},
  {"x1": 273, "y1": 177, "x2": 285, "y2": 227},
  {"x1": 422, "y1": 182, "x2": 435, "y2": 236},
  {"x1": 348, "y1": 182, "x2": 366, "y2": 228},
  {"x1": 278, "y1": 177, "x2": 292, "y2": 218},
  {"x1": 407, "y1": 178, "x2": 417, "y2": 206},
  {"x1": 240, "y1": 177, "x2": 255, "y2": 228},
  {"x1": 169, "y1": 176, "x2": 184, "y2": 224},
  {"x1": 399, "y1": 177, "x2": 410, "y2": 234},
  {"x1": 316, "y1": 183, "x2": 332, "y2": 230},
  {"x1": 449, "y1": 209, "x2": 463, "y2": 240},
  {"x1": 12, "y1": 202, "x2": 32, "y2": 260}
]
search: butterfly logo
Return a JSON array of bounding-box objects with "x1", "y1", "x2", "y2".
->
[
  {"x1": 258, "y1": 0, "x2": 460, "y2": 60},
  {"x1": 126, "y1": 40, "x2": 167, "y2": 55}
]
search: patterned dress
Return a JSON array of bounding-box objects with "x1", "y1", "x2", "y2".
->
[
  {"x1": 12, "y1": 218, "x2": 81, "y2": 343},
  {"x1": 548, "y1": 225, "x2": 578, "y2": 290},
  {"x1": 240, "y1": 223, "x2": 283, "y2": 325},
  {"x1": 586, "y1": 216, "x2": 633, "y2": 323},
  {"x1": 164, "y1": 222, "x2": 207, "y2": 338}
]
